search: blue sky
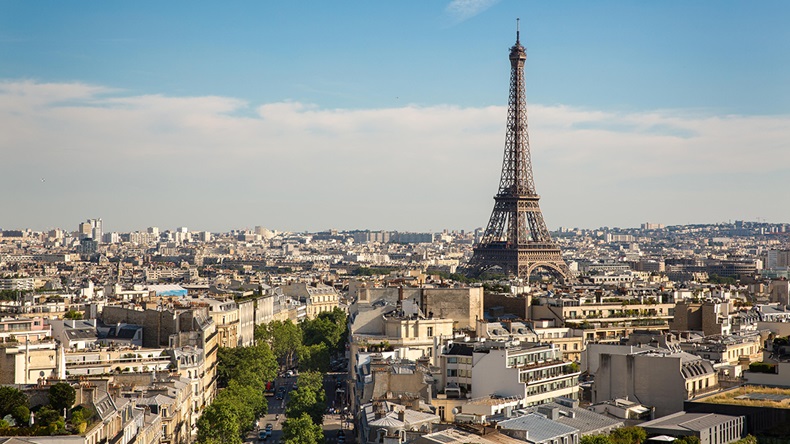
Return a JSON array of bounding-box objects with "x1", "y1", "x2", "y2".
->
[{"x1": 1, "y1": 1, "x2": 789, "y2": 233}]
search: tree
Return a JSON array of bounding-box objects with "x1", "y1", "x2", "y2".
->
[
  {"x1": 286, "y1": 386, "x2": 325, "y2": 425},
  {"x1": 197, "y1": 399, "x2": 242, "y2": 444},
  {"x1": 610, "y1": 427, "x2": 647, "y2": 444},
  {"x1": 296, "y1": 371, "x2": 326, "y2": 399},
  {"x1": 298, "y1": 343, "x2": 330, "y2": 373},
  {"x1": 256, "y1": 320, "x2": 302, "y2": 368},
  {"x1": 217, "y1": 343, "x2": 278, "y2": 389},
  {"x1": 0, "y1": 386, "x2": 28, "y2": 418},
  {"x1": 35, "y1": 405, "x2": 65, "y2": 432},
  {"x1": 49, "y1": 383, "x2": 76, "y2": 412},
  {"x1": 581, "y1": 435, "x2": 614, "y2": 444},
  {"x1": 222, "y1": 379, "x2": 267, "y2": 431},
  {"x1": 302, "y1": 309, "x2": 348, "y2": 354},
  {"x1": 12, "y1": 405, "x2": 30, "y2": 425},
  {"x1": 64, "y1": 310, "x2": 83, "y2": 320},
  {"x1": 282, "y1": 413, "x2": 324, "y2": 444}
]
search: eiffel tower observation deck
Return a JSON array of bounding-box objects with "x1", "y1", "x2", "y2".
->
[{"x1": 465, "y1": 22, "x2": 570, "y2": 282}]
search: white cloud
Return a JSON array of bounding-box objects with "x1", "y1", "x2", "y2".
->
[
  {"x1": 443, "y1": 0, "x2": 500, "y2": 24},
  {"x1": 1, "y1": 80, "x2": 789, "y2": 232}
]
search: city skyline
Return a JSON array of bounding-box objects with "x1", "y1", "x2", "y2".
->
[{"x1": 2, "y1": 1, "x2": 789, "y2": 233}]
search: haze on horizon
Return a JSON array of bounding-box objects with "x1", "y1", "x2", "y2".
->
[{"x1": 1, "y1": 1, "x2": 789, "y2": 234}]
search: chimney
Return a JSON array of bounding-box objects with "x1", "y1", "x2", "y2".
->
[
  {"x1": 537, "y1": 406, "x2": 559, "y2": 420},
  {"x1": 398, "y1": 286, "x2": 405, "y2": 302},
  {"x1": 398, "y1": 408, "x2": 405, "y2": 422}
]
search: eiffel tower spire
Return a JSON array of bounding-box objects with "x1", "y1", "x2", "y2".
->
[{"x1": 465, "y1": 23, "x2": 570, "y2": 281}]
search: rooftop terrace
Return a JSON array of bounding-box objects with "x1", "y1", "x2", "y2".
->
[{"x1": 695, "y1": 385, "x2": 790, "y2": 409}]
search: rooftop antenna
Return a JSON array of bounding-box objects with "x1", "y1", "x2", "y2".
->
[{"x1": 516, "y1": 18, "x2": 520, "y2": 43}]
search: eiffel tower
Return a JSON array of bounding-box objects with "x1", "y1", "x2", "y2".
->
[{"x1": 465, "y1": 22, "x2": 570, "y2": 281}]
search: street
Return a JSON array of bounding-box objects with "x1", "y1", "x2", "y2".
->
[{"x1": 246, "y1": 371, "x2": 352, "y2": 444}]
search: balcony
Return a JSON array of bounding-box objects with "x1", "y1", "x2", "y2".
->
[{"x1": 514, "y1": 358, "x2": 564, "y2": 371}]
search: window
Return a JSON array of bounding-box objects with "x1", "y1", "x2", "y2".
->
[
  {"x1": 427, "y1": 327, "x2": 433, "y2": 337},
  {"x1": 447, "y1": 357, "x2": 457, "y2": 364},
  {"x1": 447, "y1": 369, "x2": 457, "y2": 377}
]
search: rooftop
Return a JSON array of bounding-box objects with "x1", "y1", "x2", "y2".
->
[{"x1": 694, "y1": 386, "x2": 790, "y2": 409}]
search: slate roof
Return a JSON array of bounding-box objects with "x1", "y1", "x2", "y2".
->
[
  {"x1": 446, "y1": 343, "x2": 475, "y2": 356},
  {"x1": 528, "y1": 402, "x2": 624, "y2": 435},
  {"x1": 498, "y1": 413, "x2": 578, "y2": 443},
  {"x1": 93, "y1": 392, "x2": 118, "y2": 421},
  {"x1": 641, "y1": 412, "x2": 741, "y2": 433},
  {"x1": 105, "y1": 325, "x2": 140, "y2": 339},
  {"x1": 65, "y1": 328, "x2": 98, "y2": 340}
]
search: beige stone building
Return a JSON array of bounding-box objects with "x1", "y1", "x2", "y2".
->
[
  {"x1": 283, "y1": 283, "x2": 339, "y2": 319},
  {"x1": 204, "y1": 298, "x2": 239, "y2": 349},
  {"x1": 533, "y1": 299, "x2": 675, "y2": 343},
  {"x1": 101, "y1": 306, "x2": 218, "y2": 415},
  {"x1": 0, "y1": 340, "x2": 63, "y2": 384},
  {"x1": 64, "y1": 346, "x2": 171, "y2": 376}
]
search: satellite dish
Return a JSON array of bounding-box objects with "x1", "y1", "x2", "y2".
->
[{"x1": 451, "y1": 407, "x2": 460, "y2": 415}]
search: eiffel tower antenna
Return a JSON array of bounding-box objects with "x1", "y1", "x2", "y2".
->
[
  {"x1": 516, "y1": 18, "x2": 520, "y2": 44},
  {"x1": 464, "y1": 26, "x2": 570, "y2": 282}
]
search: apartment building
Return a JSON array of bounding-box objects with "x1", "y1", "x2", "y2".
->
[
  {"x1": 593, "y1": 350, "x2": 718, "y2": 417},
  {"x1": 0, "y1": 316, "x2": 50, "y2": 343},
  {"x1": 0, "y1": 340, "x2": 63, "y2": 384},
  {"x1": 350, "y1": 290, "x2": 455, "y2": 371},
  {"x1": 204, "y1": 298, "x2": 239, "y2": 349},
  {"x1": 532, "y1": 298, "x2": 675, "y2": 343},
  {"x1": 283, "y1": 282, "x2": 339, "y2": 319},
  {"x1": 438, "y1": 341, "x2": 580, "y2": 406}
]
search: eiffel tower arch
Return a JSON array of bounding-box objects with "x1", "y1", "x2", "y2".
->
[{"x1": 464, "y1": 23, "x2": 570, "y2": 282}]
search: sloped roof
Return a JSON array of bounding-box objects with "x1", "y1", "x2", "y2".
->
[
  {"x1": 527, "y1": 402, "x2": 623, "y2": 435},
  {"x1": 499, "y1": 413, "x2": 578, "y2": 442},
  {"x1": 641, "y1": 411, "x2": 741, "y2": 433}
]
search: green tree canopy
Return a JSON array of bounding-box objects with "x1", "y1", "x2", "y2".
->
[
  {"x1": 217, "y1": 343, "x2": 278, "y2": 389},
  {"x1": 35, "y1": 405, "x2": 64, "y2": 432},
  {"x1": 256, "y1": 320, "x2": 302, "y2": 367},
  {"x1": 285, "y1": 371, "x2": 326, "y2": 425},
  {"x1": 0, "y1": 386, "x2": 28, "y2": 418},
  {"x1": 302, "y1": 317, "x2": 341, "y2": 350},
  {"x1": 64, "y1": 310, "x2": 83, "y2": 320},
  {"x1": 298, "y1": 343, "x2": 330, "y2": 373},
  {"x1": 673, "y1": 437, "x2": 701, "y2": 444},
  {"x1": 611, "y1": 427, "x2": 647, "y2": 444},
  {"x1": 282, "y1": 413, "x2": 324, "y2": 444},
  {"x1": 196, "y1": 398, "x2": 242, "y2": 444},
  {"x1": 12, "y1": 405, "x2": 30, "y2": 425},
  {"x1": 286, "y1": 386, "x2": 325, "y2": 426},
  {"x1": 296, "y1": 371, "x2": 326, "y2": 400},
  {"x1": 48, "y1": 383, "x2": 76, "y2": 412}
]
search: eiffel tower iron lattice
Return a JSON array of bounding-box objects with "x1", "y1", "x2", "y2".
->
[{"x1": 465, "y1": 24, "x2": 570, "y2": 281}]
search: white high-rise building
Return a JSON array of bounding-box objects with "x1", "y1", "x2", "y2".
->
[{"x1": 89, "y1": 218, "x2": 102, "y2": 243}]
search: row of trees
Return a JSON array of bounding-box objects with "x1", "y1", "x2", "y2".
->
[
  {"x1": 255, "y1": 308, "x2": 348, "y2": 373},
  {"x1": 283, "y1": 370, "x2": 326, "y2": 444},
  {"x1": 253, "y1": 308, "x2": 348, "y2": 444},
  {"x1": 197, "y1": 343, "x2": 278, "y2": 444}
]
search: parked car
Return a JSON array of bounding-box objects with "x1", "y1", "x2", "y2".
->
[{"x1": 259, "y1": 430, "x2": 268, "y2": 442}]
